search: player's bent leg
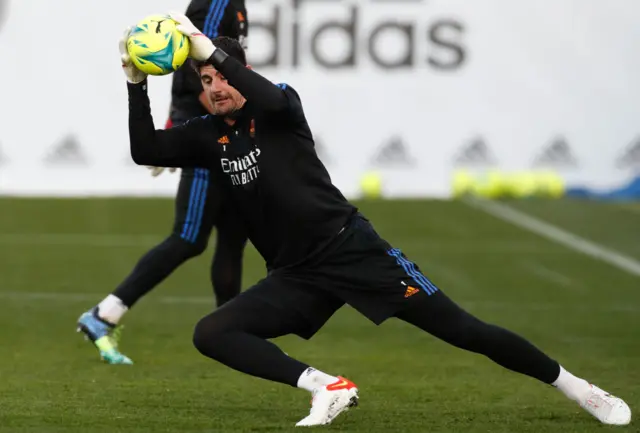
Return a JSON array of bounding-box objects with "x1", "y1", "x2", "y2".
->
[
  {"x1": 192, "y1": 276, "x2": 357, "y2": 426},
  {"x1": 394, "y1": 291, "x2": 631, "y2": 425},
  {"x1": 210, "y1": 207, "x2": 247, "y2": 307},
  {"x1": 192, "y1": 288, "x2": 311, "y2": 387}
]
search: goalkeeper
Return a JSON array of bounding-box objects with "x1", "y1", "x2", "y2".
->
[
  {"x1": 76, "y1": 0, "x2": 249, "y2": 365},
  {"x1": 121, "y1": 14, "x2": 631, "y2": 427}
]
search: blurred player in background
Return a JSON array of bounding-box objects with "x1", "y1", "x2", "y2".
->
[{"x1": 76, "y1": 0, "x2": 249, "y2": 365}]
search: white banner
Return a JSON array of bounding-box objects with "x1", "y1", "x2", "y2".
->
[{"x1": 1, "y1": 0, "x2": 639, "y2": 197}]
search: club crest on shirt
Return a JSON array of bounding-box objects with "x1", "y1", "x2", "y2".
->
[{"x1": 218, "y1": 135, "x2": 230, "y2": 151}]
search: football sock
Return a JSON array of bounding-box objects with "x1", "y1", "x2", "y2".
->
[
  {"x1": 297, "y1": 367, "x2": 339, "y2": 392},
  {"x1": 97, "y1": 294, "x2": 128, "y2": 325},
  {"x1": 552, "y1": 365, "x2": 592, "y2": 402}
]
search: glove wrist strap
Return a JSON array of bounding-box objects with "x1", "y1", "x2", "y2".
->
[{"x1": 208, "y1": 48, "x2": 229, "y2": 68}]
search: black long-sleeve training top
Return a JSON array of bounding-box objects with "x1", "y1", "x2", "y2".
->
[{"x1": 128, "y1": 53, "x2": 357, "y2": 270}]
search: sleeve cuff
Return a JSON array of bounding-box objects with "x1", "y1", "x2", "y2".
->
[{"x1": 127, "y1": 79, "x2": 148, "y2": 91}]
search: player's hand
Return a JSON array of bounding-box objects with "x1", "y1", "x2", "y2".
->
[
  {"x1": 169, "y1": 11, "x2": 215, "y2": 61},
  {"x1": 119, "y1": 27, "x2": 147, "y2": 84},
  {"x1": 147, "y1": 166, "x2": 177, "y2": 177}
]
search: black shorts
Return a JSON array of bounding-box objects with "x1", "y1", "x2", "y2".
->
[{"x1": 221, "y1": 213, "x2": 440, "y2": 339}]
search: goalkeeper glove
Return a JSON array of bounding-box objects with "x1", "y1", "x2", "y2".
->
[
  {"x1": 118, "y1": 27, "x2": 147, "y2": 84},
  {"x1": 169, "y1": 11, "x2": 215, "y2": 61},
  {"x1": 147, "y1": 167, "x2": 177, "y2": 177}
]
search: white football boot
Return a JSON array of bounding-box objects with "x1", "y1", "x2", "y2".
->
[
  {"x1": 296, "y1": 376, "x2": 359, "y2": 427},
  {"x1": 579, "y1": 384, "x2": 631, "y2": 425}
]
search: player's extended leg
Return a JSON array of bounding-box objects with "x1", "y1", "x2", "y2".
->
[
  {"x1": 209, "y1": 204, "x2": 247, "y2": 307},
  {"x1": 305, "y1": 214, "x2": 631, "y2": 426},
  {"x1": 77, "y1": 168, "x2": 217, "y2": 364},
  {"x1": 394, "y1": 289, "x2": 631, "y2": 425},
  {"x1": 192, "y1": 275, "x2": 357, "y2": 426}
]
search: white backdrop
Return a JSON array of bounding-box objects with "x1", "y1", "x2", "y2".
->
[{"x1": 0, "y1": 0, "x2": 639, "y2": 197}]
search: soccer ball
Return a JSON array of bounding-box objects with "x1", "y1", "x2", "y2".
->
[{"x1": 126, "y1": 14, "x2": 190, "y2": 76}]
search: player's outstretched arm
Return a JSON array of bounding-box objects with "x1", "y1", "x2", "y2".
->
[
  {"x1": 127, "y1": 81, "x2": 216, "y2": 168},
  {"x1": 121, "y1": 28, "x2": 217, "y2": 168},
  {"x1": 170, "y1": 11, "x2": 293, "y2": 114}
]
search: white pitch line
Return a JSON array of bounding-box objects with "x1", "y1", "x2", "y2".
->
[
  {"x1": 422, "y1": 259, "x2": 476, "y2": 292},
  {"x1": 465, "y1": 198, "x2": 640, "y2": 277},
  {"x1": 520, "y1": 261, "x2": 581, "y2": 292}
]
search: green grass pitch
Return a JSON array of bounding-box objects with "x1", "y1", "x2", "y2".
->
[{"x1": 0, "y1": 197, "x2": 638, "y2": 432}]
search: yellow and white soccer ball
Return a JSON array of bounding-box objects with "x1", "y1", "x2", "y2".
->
[{"x1": 127, "y1": 14, "x2": 190, "y2": 76}]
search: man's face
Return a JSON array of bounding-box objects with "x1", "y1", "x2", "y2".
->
[{"x1": 200, "y1": 65, "x2": 245, "y2": 116}]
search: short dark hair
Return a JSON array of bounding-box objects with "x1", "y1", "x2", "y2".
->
[{"x1": 191, "y1": 36, "x2": 247, "y2": 71}]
